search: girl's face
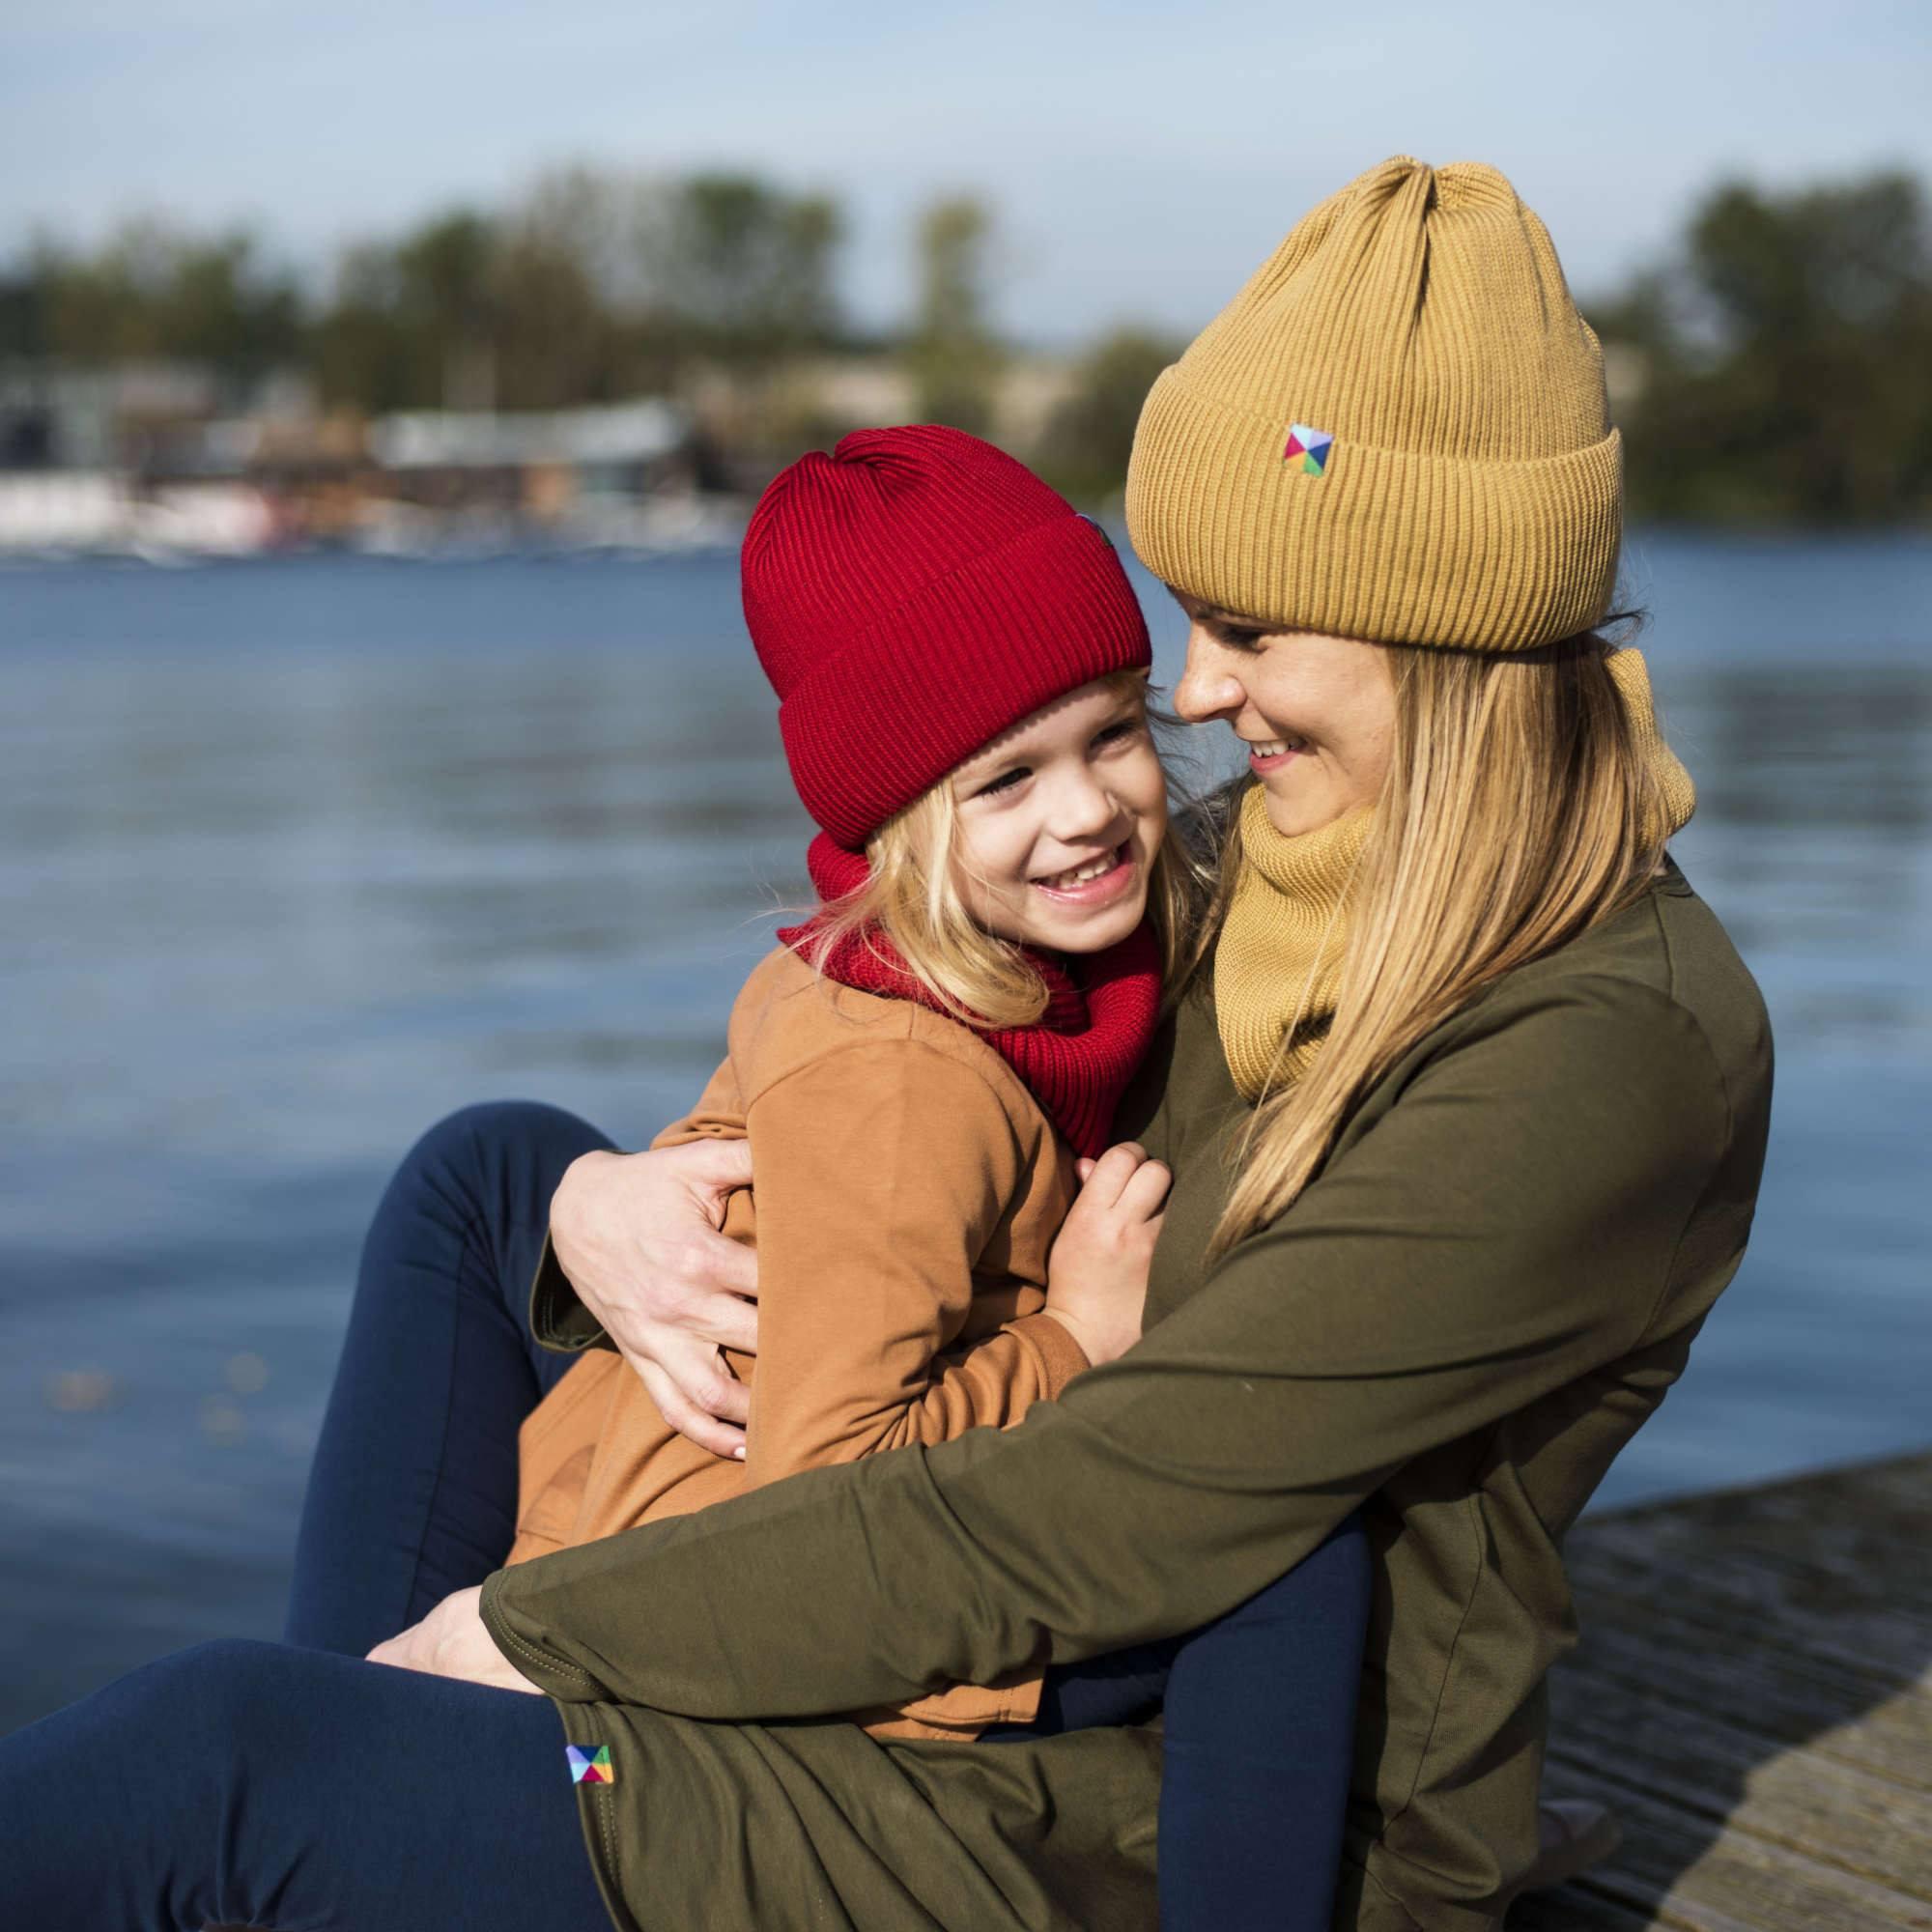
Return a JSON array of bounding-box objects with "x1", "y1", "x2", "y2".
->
[
  {"x1": 1170, "y1": 590, "x2": 1395, "y2": 836},
  {"x1": 948, "y1": 676, "x2": 1169, "y2": 954}
]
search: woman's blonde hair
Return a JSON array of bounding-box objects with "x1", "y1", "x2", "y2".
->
[
  {"x1": 794, "y1": 670, "x2": 1211, "y2": 1027},
  {"x1": 1206, "y1": 629, "x2": 1672, "y2": 1259}
]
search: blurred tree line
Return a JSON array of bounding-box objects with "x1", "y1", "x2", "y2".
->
[
  {"x1": 0, "y1": 170, "x2": 846, "y2": 413},
  {"x1": 1, "y1": 162, "x2": 1928, "y2": 521},
  {"x1": 1592, "y1": 169, "x2": 1932, "y2": 525}
]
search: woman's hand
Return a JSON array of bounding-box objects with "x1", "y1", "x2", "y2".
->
[
  {"x1": 1042, "y1": 1141, "x2": 1170, "y2": 1367},
  {"x1": 550, "y1": 1141, "x2": 760, "y2": 1458},
  {"x1": 365, "y1": 1585, "x2": 541, "y2": 1693}
]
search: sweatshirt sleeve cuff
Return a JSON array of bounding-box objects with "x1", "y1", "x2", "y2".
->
[
  {"x1": 528, "y1": 1229, "x2": 616, "y2": 1356},
  {"x1": 1007, "y1": 1310, "x2": 1092, "y2": 1397},
  {"x1": 479, "y1": 1566, "x2": 606, "y2": 1701}
]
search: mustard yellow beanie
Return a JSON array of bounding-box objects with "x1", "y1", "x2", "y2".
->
[{"x1": 1125, "y1": 156, "x2": 1621, "y2": 652}]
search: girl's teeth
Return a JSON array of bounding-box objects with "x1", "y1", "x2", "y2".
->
[
  {"x1": 1039, "y1": 850, "x2": 1118, "y2": 889},
  {"x1": 1252, "y1": 737, "x2": 1305, "y2": 756}
]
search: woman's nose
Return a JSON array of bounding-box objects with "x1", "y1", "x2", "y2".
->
[{"x1": 1174, "y1": 629, "x2": 1246, "y2": 723}]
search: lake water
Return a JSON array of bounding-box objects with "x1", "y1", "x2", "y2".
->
[{"x1": 2, "y1": 531, "x2": 1927, "y2": 1732}]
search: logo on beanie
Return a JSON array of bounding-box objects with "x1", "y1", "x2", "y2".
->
[
  {"x1": 567, "y1": 1744, "x2": 614, "y2": 1785},
  {"x1": 1282, "y1": 424, "x2": 1333, "y2": 476}
]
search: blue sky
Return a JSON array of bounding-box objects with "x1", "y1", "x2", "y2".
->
[{"x1": 5, "y1": 0, "x2": 1929, "y2": 343}]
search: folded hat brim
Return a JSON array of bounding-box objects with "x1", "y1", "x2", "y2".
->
[
  {"x1": 780, "y1": 513, "x2": 1152, "y2": 850},
  {"x1": 1125, "y1": 368, "x2": 1622, "y2": 654}
]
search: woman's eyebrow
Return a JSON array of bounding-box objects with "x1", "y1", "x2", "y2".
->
[{"x1": 1176, "y1": 593, "x2": 1265, "y2": 632}]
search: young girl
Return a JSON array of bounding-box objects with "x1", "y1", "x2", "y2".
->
[
  {"x1": 507, "y1": 424, "x2": 1370, "y2": 1913},
  {"x1": 506, "y1": 422, "x2": 1179, "y2": 1737}
]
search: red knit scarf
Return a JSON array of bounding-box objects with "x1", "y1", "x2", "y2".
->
[{"x1": 776, "y1": 833, "x2": 1163, "y2": 1158}]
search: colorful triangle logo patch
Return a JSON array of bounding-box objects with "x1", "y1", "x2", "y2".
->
[
  {"x1": 1282, "y1": 423, "x2": 1334, "y2": 476},
  {"x1": 566, "y1": 1744, "x2": 614, "y2": 1785}
]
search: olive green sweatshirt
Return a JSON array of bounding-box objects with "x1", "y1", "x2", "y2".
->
[{"x1": 481, "y1": 863, "x2": 1772, "y2": 1932}]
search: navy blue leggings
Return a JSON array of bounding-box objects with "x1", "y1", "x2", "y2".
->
[
  {"x1": 987, "y1": 1518, "x2": 1370, "y2": 1932},
  {"x1": 0, "y1": 1101, "x2": 1369, "y2": 1931},
  {"x1": 0, "y1": 1101, "x2": 614, "y2": 1932}
]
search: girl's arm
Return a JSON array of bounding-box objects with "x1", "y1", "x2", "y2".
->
[{"x1": 737, "y1": 1037, "x2": 1089, "y2": 1494}]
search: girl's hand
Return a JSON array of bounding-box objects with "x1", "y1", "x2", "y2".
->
[
  {"x1": 365, "y1": 1585, "x2": 542, "y2": 1693},
  {"x1": 551, "y1": 1141, "x2": 760, "y2": 1459},
  {"x1": 1042, "y1": 1142, "x2": 1170, "y2": 1367}
]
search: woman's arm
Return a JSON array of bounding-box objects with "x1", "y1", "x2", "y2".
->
[
  {"x1": 534, "y1": 1140, "x2": 758, "y2": 1457},
  {"x1": 480, "y1": 975, "x2": 1744, "y2": 1716}
]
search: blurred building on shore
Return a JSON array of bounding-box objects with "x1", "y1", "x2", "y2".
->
[
  {"x1": 0, "y1": 349, "x2": 1096, "y2": 559},
  {"x1": 0, "y1": 357, "x2": 734, "y2": 557}
]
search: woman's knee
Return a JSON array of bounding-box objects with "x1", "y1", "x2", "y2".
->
[
  {"x1": 154, "y1": 1636, "x2": 300, "y2": 1712},
  {"x1": 379, "y1": 1099, "x2": 611, "y2": 1250},
  {"x1": 98, "y1": 1638, "x2": 301, "y2": 1766},
  {"x1": 398, "y1": 1099, "x2": 599, "y2": 1196}
]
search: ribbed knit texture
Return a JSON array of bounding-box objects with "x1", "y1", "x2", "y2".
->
[
  {"x1": 1607, "y1": 646, "x2": 1698, "y2": 839},
  {"x1": 1214, "y1": 645, "x2": 1697, "y2": 1100},
  {"x1": 1125, "y1": 156, "x2": 1622, "y2": 653},
  {"x1": 778, "y1": 835, "x2": 1163, "y2": 1158},
  {"x1": 744, "y1": 426, "x2": 1151, "y2": 850},
  {"x1": 1214, "y1": 794, "x2": 1372, "y2": 1101}
]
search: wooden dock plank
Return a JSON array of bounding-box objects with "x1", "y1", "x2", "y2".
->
[
  {"x1": 1535, "y1": 1757, "x2": 1932, "y2": 1931},
  {"x1": 1562, "y1": 1541, "x2": 1932, "y2": 1685},
  {"x1": 1553, "y1": 1618, "x2": 1932, "y2": 1790},
  {"x1": 1507, "y1": 1450, "x2": 1932, "y2": 1931},
  {"x1": 1555, "y1": 1577, "x2": 1930, "y2": 1707},
  {"x1": 1574, "y1": 1507, "x2": 1932, "y2": 1613},
  {"x1": 1558, "y1": 1575, "x2": 1929, "y2": 1694},
  {"x1": 1548, "y1": 1674, "x2": 1932, "y2": 1891}
]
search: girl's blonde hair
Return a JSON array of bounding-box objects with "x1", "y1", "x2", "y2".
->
[
  {"x1": 794, "y1": 670, "x2": 1211, "y2": 1027},
  {"x1": 1206, "y1": 629, "x2": 1672, "y2": 1260}
]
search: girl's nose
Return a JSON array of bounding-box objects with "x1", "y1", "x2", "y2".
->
[
  {"x1": 1052, "y1": 763, "x2": 1128, "y2": 842},
  {"x1": 1174, "y1": 629, "x2": 1247, "y2": 723}
]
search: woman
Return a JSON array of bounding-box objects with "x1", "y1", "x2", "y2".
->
[
  {"x1": 0, "y1": 156, "x2": 1770, "y2": 1932},
  {"x1": 444, "y1": 154, "x2": 1772, "y2": 1932}
]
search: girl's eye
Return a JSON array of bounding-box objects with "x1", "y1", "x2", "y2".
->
[
  {"x1": 974, "y1": 767, "x2": 1028, "y2": 798},
  {"x1": 1092, "y1": 719, "x2": 1142, "y2": 749}
]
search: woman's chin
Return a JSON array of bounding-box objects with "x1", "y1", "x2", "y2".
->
[{"x1": 1259, "y1": 777, "x2": 1351, "y2": 839}]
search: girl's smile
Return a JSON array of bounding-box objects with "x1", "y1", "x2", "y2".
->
[{"x1": 1029, "y1": 841, "x2": 1138, "y2": 907}]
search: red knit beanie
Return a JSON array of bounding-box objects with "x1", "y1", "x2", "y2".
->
[{"x1": 742, "y1": 425, "x2": 1152, "y2": 851}]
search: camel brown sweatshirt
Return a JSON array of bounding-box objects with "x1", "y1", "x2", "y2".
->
[{"x1": 504, "y1": 943, "x2": 1092, "y2": 1739}]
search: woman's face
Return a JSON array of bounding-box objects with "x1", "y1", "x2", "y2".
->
[
  {"x1": 1170, "y1": 590, "x2": 1395, "y2": 837},
  {"x1": 948, "y1": 676, "x2": 1169, "y2": 953}
]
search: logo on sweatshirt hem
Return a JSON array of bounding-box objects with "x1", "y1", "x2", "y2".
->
[{"x1": 567, "y1": 1744, "x2": 614, "y2": 1785}]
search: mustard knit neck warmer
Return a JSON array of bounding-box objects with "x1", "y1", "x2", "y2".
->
[
  {"x1": 1215, "y1": 647, "x2": 1696, "y2": 1103},
  {"x1": 1215, "y1": 789, "x2": 1373, "y2": 1102}
]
